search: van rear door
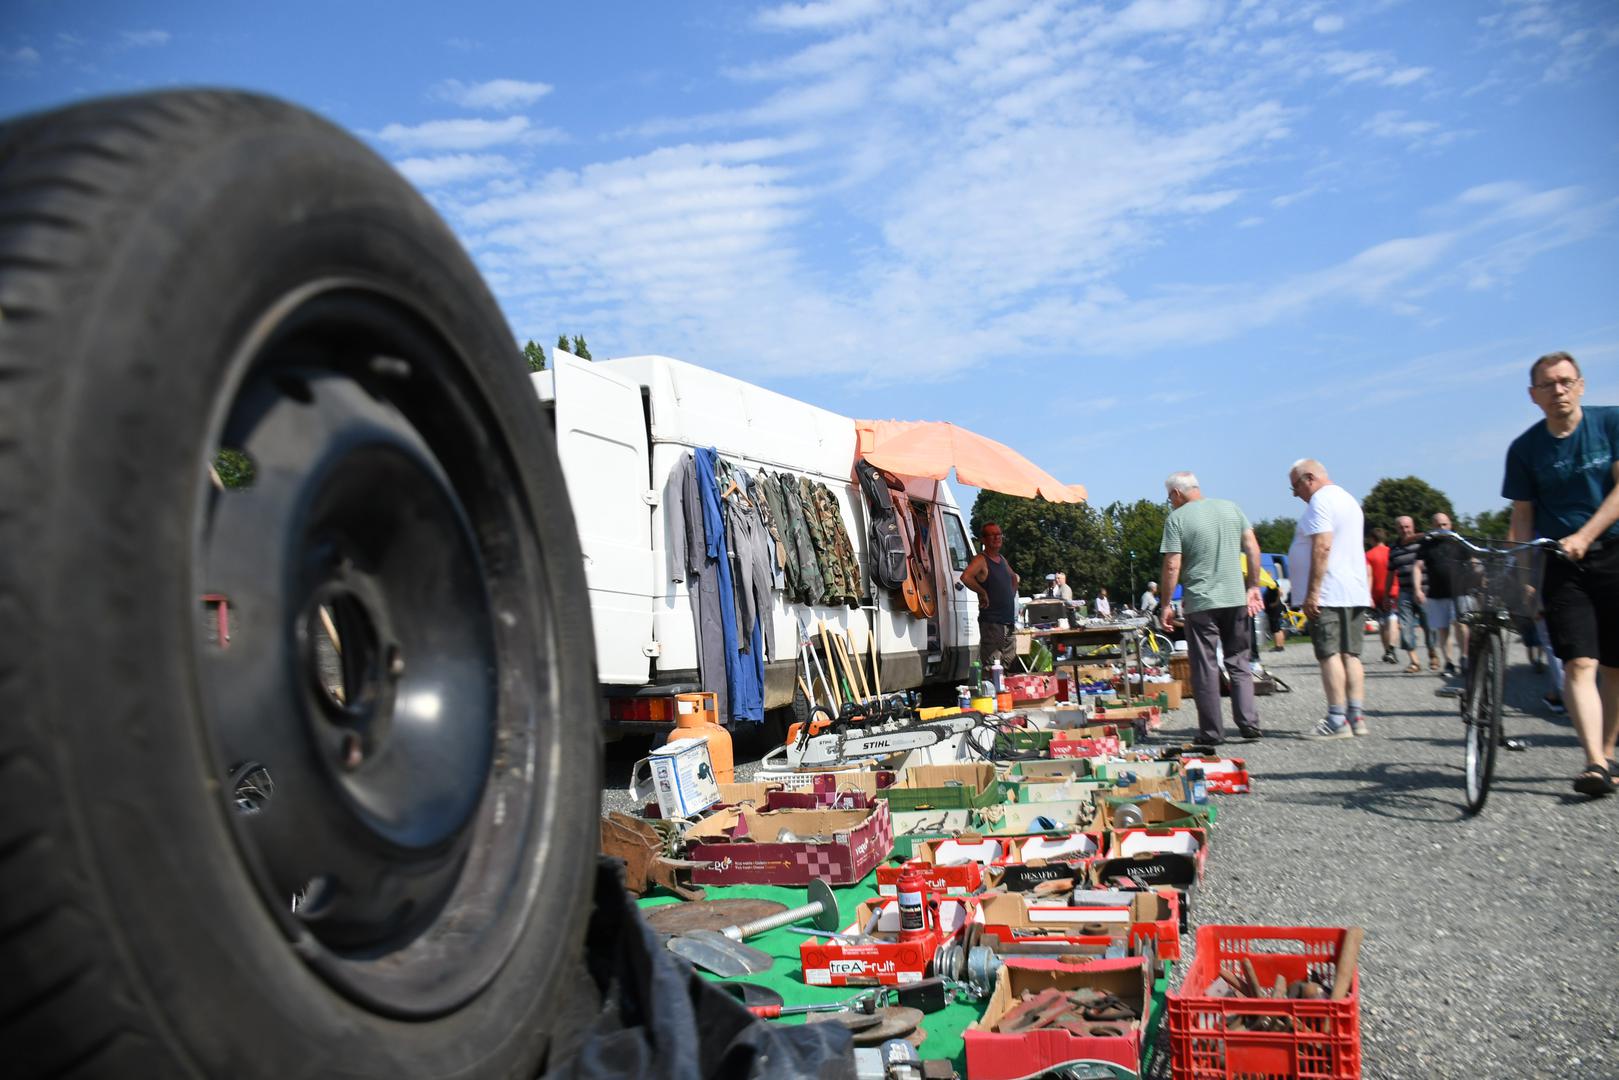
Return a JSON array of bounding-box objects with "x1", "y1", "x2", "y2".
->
[{"x1": 552, "y1": 351, "x2": 654, "y2": 684}]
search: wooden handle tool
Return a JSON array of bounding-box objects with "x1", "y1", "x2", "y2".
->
[{"x1": 1330, "y1": 927, "x2": 1364, "y2": 1001}]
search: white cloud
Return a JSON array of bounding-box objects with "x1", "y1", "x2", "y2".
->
[
  {"x1": 403, "y1": 3, "x2": 1612, "y2": 385},
  {"x1": 375, "y1": 116, "x2": 553, "y2": 152},
  {"x1": 1383, "y1": 65, "x2": 1430, "y2": 86},
  {"x1": 757, "y1": 0, "x2": 882, "y2": 31},
  {"x1": 1363, "y1": 110, "x2": 1439, "y2": 139},
  {"x1": 433, "y1": 78, "x2": 552, "y2": 111},
  {"x1": 395, "y1": 153, "x2": 514, "y2": 187},
  {"x1": 1312, "y1": 14, "x2": 1345, "y2": 34},
  {"x1": 1112, "y1": 0, "x2": 1218, "y2": 34},
  {"x1": 119, "y1": 30, "x2": 170, "y2": 48},
  {"x1": 2, "y1": 45, "x2": 41, "y2": 67}
]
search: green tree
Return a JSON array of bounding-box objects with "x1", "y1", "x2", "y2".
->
[
  {"x1": 1252, "y1": 516, "x2": 1296, "y2": 555},
  {"x1": 970, "y1": 492, "x2": 1116, "y2": 605},
  {"x1": 1361, "y1": 476, "x2": 1456, "y2": 539},
  {"x1": 571, "y1": 334, "x2": 592, "y2": 360},
  {"x1": 556, "y1": 333, "x2": 570, "y2": 354},
  {"x1": 213, "y1": 448, "x2": 254, "y2": 490},
  {"x1": 522, "y1": 339, "x2": 546, "y2": 372},
  {"x1": 1460, "y1": 506, "x2": 1511, "y2": 539},
  {"x1": 1106, "y1": 498, "x2": 1170, "y2": 603}
]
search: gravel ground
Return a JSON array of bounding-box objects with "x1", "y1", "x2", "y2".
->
[{"x1": 601, "y1": 638, "x2": 1619, "y2": 1079}]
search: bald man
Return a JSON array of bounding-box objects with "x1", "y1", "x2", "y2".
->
[{"x1": 1287, "y1": 459, "x2": 1373, "y2": 737}]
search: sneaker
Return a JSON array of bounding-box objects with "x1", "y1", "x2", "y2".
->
[
  {"x1": 1310, "y1": 717, "x2": 1353, "y2": 739},
  {"x1": 1381, "y1": 649, "x2": 1397, "y2": 664},
  {"x1": 1443, "y1": 662, "x2": 1458, "y2": 677},
  {"x1": 1543, "y1": 694, "x2": 1566, "y2": 714},
  {"x1": 1349, "y1": 715, "x2": 1369, "y2": 737}
]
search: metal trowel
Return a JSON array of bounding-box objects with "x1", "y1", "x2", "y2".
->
[{"x1": 665, "y1": 928, "x2": 775, "y2": 977}]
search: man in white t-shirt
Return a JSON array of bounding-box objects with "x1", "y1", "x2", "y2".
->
[{"x1": 1287, "y1": 459, "x2": 1373, "y2": 738}]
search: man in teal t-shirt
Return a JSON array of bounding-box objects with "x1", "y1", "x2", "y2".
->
[
  {"x1": 1502, "y1": 350, "x2": 1619, "y2": 797},
  {"x1": 1159, "y1": 471, "x2": 1265, "y2": 743}
]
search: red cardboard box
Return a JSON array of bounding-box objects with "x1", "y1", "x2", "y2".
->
[
  {"x1": 684, "y1": 802, "x2": 892, "y2": 886},
  {"x1": 978, "y1": 890, "x2": 1181, "y2": 961},
  {"x1": 874, "y1": 836, "x2": 986, "y2": 896},
  {"x1": 800, "y1": 895, "x2": 974, "y2": 986},
  {"x1": 966, "y1": 957, "x2": 1152, "y2": 1079},
  {"x1": 1048, "y1": 733, "x2": 1124, "y2": 759},
  {"x1": 1181, "y1": 756, "x2": 1252, "y2": 794}
]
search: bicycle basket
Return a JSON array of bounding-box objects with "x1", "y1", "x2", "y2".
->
[{"x1": 1464, "y1": 543, "x2": 1545, "y2": 619}]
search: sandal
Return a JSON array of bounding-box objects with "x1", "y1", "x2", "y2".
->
[
  {"x1": 1573, "y1": 763, "x2": 1615, "y2": 798},
  {"x1": 1405, "y1": 662, "x2": 1420, "y2": 674}
]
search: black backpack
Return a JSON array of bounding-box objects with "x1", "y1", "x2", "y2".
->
[{"x1": 856, "y1": 459, "x2": 909, "y2": 591}]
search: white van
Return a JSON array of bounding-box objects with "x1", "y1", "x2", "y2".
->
[{"x1": 533, "y1": 351, "x2": 981, "y2": 733}]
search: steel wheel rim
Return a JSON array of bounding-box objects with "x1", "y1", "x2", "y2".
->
[{"x1": 191, "y1": 283, "x2": 559, "y2": 1016}]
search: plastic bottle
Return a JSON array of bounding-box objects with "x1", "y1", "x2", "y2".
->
[
  {"x1": 970, "y1": 659, "x2": 981, "y2": 689},
  {"x1": 957, "y1": 685, "x2": 972, "y2": 711},
  {"x1": 1186, "y1": 766, "x2": 1208, "y2": 805},
  {"x1": 989, "y1": 659, "x2": 1005, "y2": 694},
  {"x1": 664, "y1": 691, "x2": 733, "y2": 783}
]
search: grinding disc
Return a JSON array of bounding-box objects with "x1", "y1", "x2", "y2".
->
[
  {"x1": 805, "y1": 1011, "x2": 883, "y2": 1033},
  {"x1": 848, "y1": 1006, "x2": 924, "y2": 1046},
  {"x1": 644, "y1": 899, "x2": 786, "y2": 936}
]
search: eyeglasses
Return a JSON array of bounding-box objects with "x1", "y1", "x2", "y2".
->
[{"x1": 1532, "y1": 377, "x2": 1581, "y2": 393}]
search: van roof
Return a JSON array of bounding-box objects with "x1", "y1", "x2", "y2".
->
[{"x1": 601, "y1": 354, "x2": 859, "y2": 483}]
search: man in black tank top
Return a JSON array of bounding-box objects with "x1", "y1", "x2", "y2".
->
[{"x1": 961, "y1": 522, "x2": 1021, "y2": 669}]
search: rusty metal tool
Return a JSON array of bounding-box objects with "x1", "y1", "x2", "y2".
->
[{"x1": 718, "y1": 877, "x2": 839, "y2": 941}]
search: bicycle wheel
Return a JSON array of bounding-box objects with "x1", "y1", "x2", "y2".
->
[
  {"x1": 1462, "y1": 630, "x2": 1505, "y2": 815},
  {"x1": 1140, "y1": 629, "x2": 1170, "y2": 665}
]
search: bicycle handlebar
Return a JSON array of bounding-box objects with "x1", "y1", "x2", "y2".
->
[{"x1": 1431, "y1": 533, "x2": 1565, "y2": 559}]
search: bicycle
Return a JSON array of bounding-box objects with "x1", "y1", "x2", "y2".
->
[{"x1": 1439, "y1": 534, "x2": 1562, "y2": 815}]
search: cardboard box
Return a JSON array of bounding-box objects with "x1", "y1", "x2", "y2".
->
[
  {"x1": 714, "y1": 781, "x2": 874, "y2": 810},
  {"x1": 1108, "y1": 775, "x2": 1190, "y2": 802},
  {"x1": 966, "y1": 958, "x2": 1152, "y2": 1079},
  {"x1": 877, "y1": 762, "x2": 1002, "y2": 811},
  {"x1": 999, "y1": 775, "x2": 1114, "y2": 804},
  {"x1": 684, "y1": 802, "x2": 892, "y2": 886},
  {"x1": 1093, "y1": 826, "x2": 1209, "y2": 890},
  {"x1": 1005, "y1": 672, "x2": 1059, "y2": 703},
  {"x1": 1099, "y1": 795, "x2": 1213, "y2": 830},
  {"x1": 751, "y1": 765, "x2": 897, "y2": 792},
  {"x1": 976, "y1": 799, "x2": 1100, "y2": 835},
  {"x1": 874, "y1": 833, "x2": 989, "y2": 896},
  {"x1": 1049, "y1": 733, "x2": 1124, "y2": 759},
  {"x1": 977, "y1": 890, "x2": 1181, "y2": 960},
  {"x1": 1013, "y1": 758, "x2": 1100, "y2": 780},
  {"x1": 1181, "y1": 756, "x2": 1252, "y2": 794},
  {"x1": 800, "y1": 896, "x2": 974, "y2": 986}
]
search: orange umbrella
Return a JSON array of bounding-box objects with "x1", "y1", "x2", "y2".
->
[{"x1": 854, "y1": 419, "x2": 1087, "y2": 503}]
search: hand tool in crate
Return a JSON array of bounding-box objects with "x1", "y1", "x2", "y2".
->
[{"x1": 1169, "y1": 925, "x2": 1364, "y2": 1080}]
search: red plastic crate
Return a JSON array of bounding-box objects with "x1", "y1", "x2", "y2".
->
[{"x1": 1169, "y1": 925, "x2": 1361, "y2": 1080}]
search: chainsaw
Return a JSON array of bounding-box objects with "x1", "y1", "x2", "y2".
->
[{"x1": 761, "y1": 707, "x2": 995, "y2": 770}]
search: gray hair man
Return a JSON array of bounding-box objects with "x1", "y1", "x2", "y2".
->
[
  {"x1": 1288, "y1": 459, "x2": 1373, "y2": 737},
  {"x1": 1158, "y1": 471, "x2": 1264, "y2": 743}
]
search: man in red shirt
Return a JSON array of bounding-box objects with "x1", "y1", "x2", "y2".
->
[{"x1": 1364, "y1": 527, "x2": 1398, "y2": 663}]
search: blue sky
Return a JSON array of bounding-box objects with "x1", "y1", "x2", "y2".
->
[{"x1": 4, "y1": 0, "x2": 1617, "y2": 523}]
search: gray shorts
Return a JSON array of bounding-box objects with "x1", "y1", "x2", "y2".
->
[
  {"x1": 979, "y1": 620, "x2": 1016, "y2": 668},
  {"x1": 1310, "y1": 606, "x2": 1367, "y2": 660}
]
